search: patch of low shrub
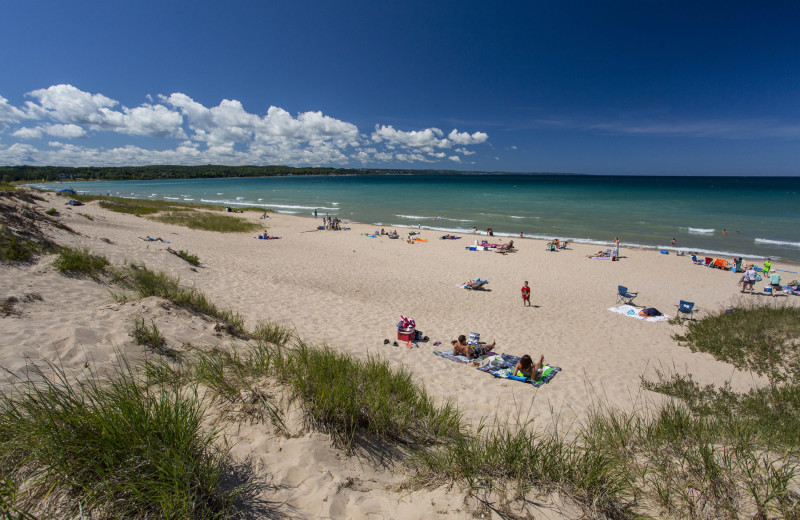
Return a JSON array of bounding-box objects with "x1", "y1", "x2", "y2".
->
[{"x1": 52, "y1": 246, "x2": 109, "y2": 278}]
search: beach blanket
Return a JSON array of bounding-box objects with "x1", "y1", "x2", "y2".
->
[
  {"x1": 478, "y1": 354, "x2": 562, "y2": 387},
  {"x1": 608, "y1": 305, "x2": 670, "y2": 322},
  {"x1": 433, "y1": 349, "x2": 495, "y2": 364}
]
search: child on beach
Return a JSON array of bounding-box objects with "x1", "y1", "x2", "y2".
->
[
  {"x1": 521, "y1": 281, "x2": 531, "y2": 306},
  {"x1": 514, "y1": 354, "x2": 544, "y2": 380}
]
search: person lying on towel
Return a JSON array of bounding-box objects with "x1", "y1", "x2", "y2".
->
[{"x1": 451, "y1": 335, "x2": 496, "y2": 359}]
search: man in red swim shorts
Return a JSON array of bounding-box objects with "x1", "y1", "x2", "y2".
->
[{"x1": 521, "y1": 281, "x2": 531, "y2": 307}]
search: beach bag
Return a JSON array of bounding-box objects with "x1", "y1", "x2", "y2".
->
[{"x1": 755, "y1": 274, "x2": 763, "y2": 282}]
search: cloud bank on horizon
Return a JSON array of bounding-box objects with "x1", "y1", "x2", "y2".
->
[{"x1": 0, "y1": 84, "x2": 489, "y2": 167}]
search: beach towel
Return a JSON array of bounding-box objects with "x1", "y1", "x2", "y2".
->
[
  {"x1": 478, "y1": 354, "x2": 562, "y2": 387},
  {"x1": 608, "y1": 304, "x2": 670, "y2": 322},
  {"x1": 433, "y1": 349, "x2": 494, "y2": 364}
]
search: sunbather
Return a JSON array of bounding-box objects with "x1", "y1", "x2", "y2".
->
[
  {"x1": 463, "y1": 278, "x2": 488, "y2": 289},
  {"x1": 514, "y1": 354, "x2": 544, "y2": 379},
  {"x1": 451, "y1": 335, "x2": 496, "y2": 359}
]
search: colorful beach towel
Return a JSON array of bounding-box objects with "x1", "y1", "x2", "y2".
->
[
  {"x1": 608, "y1": 305, "x2": 670, "y2": 322},
  {"x1": 478, "y1": 354, "x2": 562, "y2": 387},
  {"x1": 433, "y1": 349, "x2": 495, "y2": 364}
]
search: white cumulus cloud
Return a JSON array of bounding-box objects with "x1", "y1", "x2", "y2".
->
[
  {"x1": 12, "y1": 127, "x2": 42, "y2": 139},
  {"x1": 0, "y1": 85, "x2": 491, "y2": 167},
  {"x1": 43, "y1": 124, "x2": 87, "y2": 139}
]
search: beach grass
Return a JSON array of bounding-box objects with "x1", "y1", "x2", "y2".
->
[
  {"x1": 251, "y1": 320, "x2": 295, "y2": 347},
  {"x1": 167, "y1": 247, "x2": 200, "y2": 266},
  {"x1": 0, "y1": 226, "x2": 37, "y2": 262},
  {"x1": 129, "y1": 315, "x2": 178, "y2": 359},
  {"x1": 52, "y1": 246, "x2": 109, "y2": 279},
  {"x1": 112, "y1": 263, "x2": 247, "y2": 336},
  {"x1": 673, "y1": 300, "x2": 800, "y2": 383},
  {"x1": 151, "y1": 211, "x2": 261, "y2": 233},
  {"x1": 0, "y1": 357, "x2": 240, "y2": 519},
  {"x1": 273, "y1": 341, "x2": 463, "y2": 449},
  {"x1": 44, "y1": 207, "x2": 57, "y2": 216},
  {"x1": 65, "y1": 194, "x2": 192, "y2": 216}
]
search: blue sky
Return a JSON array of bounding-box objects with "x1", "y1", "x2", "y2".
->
[{"x1": 1, "y1": 0, "x2": 798, "y2": 175}]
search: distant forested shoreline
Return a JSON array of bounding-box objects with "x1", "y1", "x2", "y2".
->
[{"x1": 1, "y1": 165, "x2": 470, "y2": 183}]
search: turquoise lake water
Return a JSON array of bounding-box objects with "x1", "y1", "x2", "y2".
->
[{"x1": 33, "y1": 174, "x2": 800, "y2": 262}]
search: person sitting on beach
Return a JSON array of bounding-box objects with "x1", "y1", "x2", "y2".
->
[
  {"x1": 260, "y1": 212, "x2": 271, "y2": 219},
  {"x1": 497, "y1": 240, "x2": 515, "y2": 253},
  {"x1": 381, "y1": 228, "x2": 386, "y2": 235},
  {"x1": 514, "y1": 354, "x2": 544, "y2": 380},
  {"x1": 451, "y1": 335, "x2": 496, "y2": 360}
]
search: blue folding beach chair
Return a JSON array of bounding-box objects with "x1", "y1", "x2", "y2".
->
[
  {"x1": 616, "y1": 285, "x2": 638, "y2": 305},
  {"x1": 676, "y1": 300, "x2": 695, "y2": 322}
]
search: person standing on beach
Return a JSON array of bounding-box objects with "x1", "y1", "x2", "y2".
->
[
  {"x1": 613, "y1": 236, "x2": 620, "y2": 260},
  {"x1": 740, "y1": 265, "x2": 757, "y2": 295},
  {"x1": 764, "y1": 258, "x2": 772, "y2": 276},
  {"x1": 521, "y1": 281, "x2": 531, "y2": 307}
]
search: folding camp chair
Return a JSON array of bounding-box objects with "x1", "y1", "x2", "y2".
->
[
  {"x1": 616, "y1": 285, "x2": 638, "y2": 305},
  {"x1": 676, "y1": 300, "x2": 695, "y2": 322}
]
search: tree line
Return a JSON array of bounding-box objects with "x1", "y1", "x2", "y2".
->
[{"x1": 1, "y1": 165, "x2": 464, "y2": 183}]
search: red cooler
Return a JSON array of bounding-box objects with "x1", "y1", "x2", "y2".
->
[{"x1": 397, "y1": 327, "x2": 415, "y2": 341}]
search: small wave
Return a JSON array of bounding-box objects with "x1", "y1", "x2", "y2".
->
[
  {"x1": 687, "y1": 227, "x2": 715, "y2": 235},
  {"x1": 163, "y1": 196, "x2": 180, "y2": 200},
  {"x1": 217, "y1": 193, "x2": 223, "y2": 195},
  {"x1": 199, "y1": 198, "x2": 337, "y2": 211},
  {"x1": 148, "y1": 193, "x2": 157, "y2": 197},
  {"x1": 755, "y1": 238, "x2": 800, "y2": 249},
  {"x1": 390, "y1": 224, "x2": 477, "y2": 234},
  {"x1": 183, "y1": 198, "x2": 194, "y2": 201},
  {"x1": 510, "y1": 215, "x2": 525, "y2": 219},
  {"x1": 332, "y1": 202, "x2": 340, "y2": 205},
  {"x1": 394, "y1": 214, "x2": 430, "y2": 220},
  {"x1": 236, "y1": 196, "x2": 244, "y2": 200}
]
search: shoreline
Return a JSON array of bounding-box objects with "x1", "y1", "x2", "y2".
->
[
  {"x1": 28, "y1": 176, "x2": 800, "y2": 263},
  {"x1": 30, "y1": 182, "x2": 800, "y2": 264}
]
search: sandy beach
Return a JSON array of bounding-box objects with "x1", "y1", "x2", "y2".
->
[{"x1": 3, "y1": 189, "x2": 798, "y2": 519}]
